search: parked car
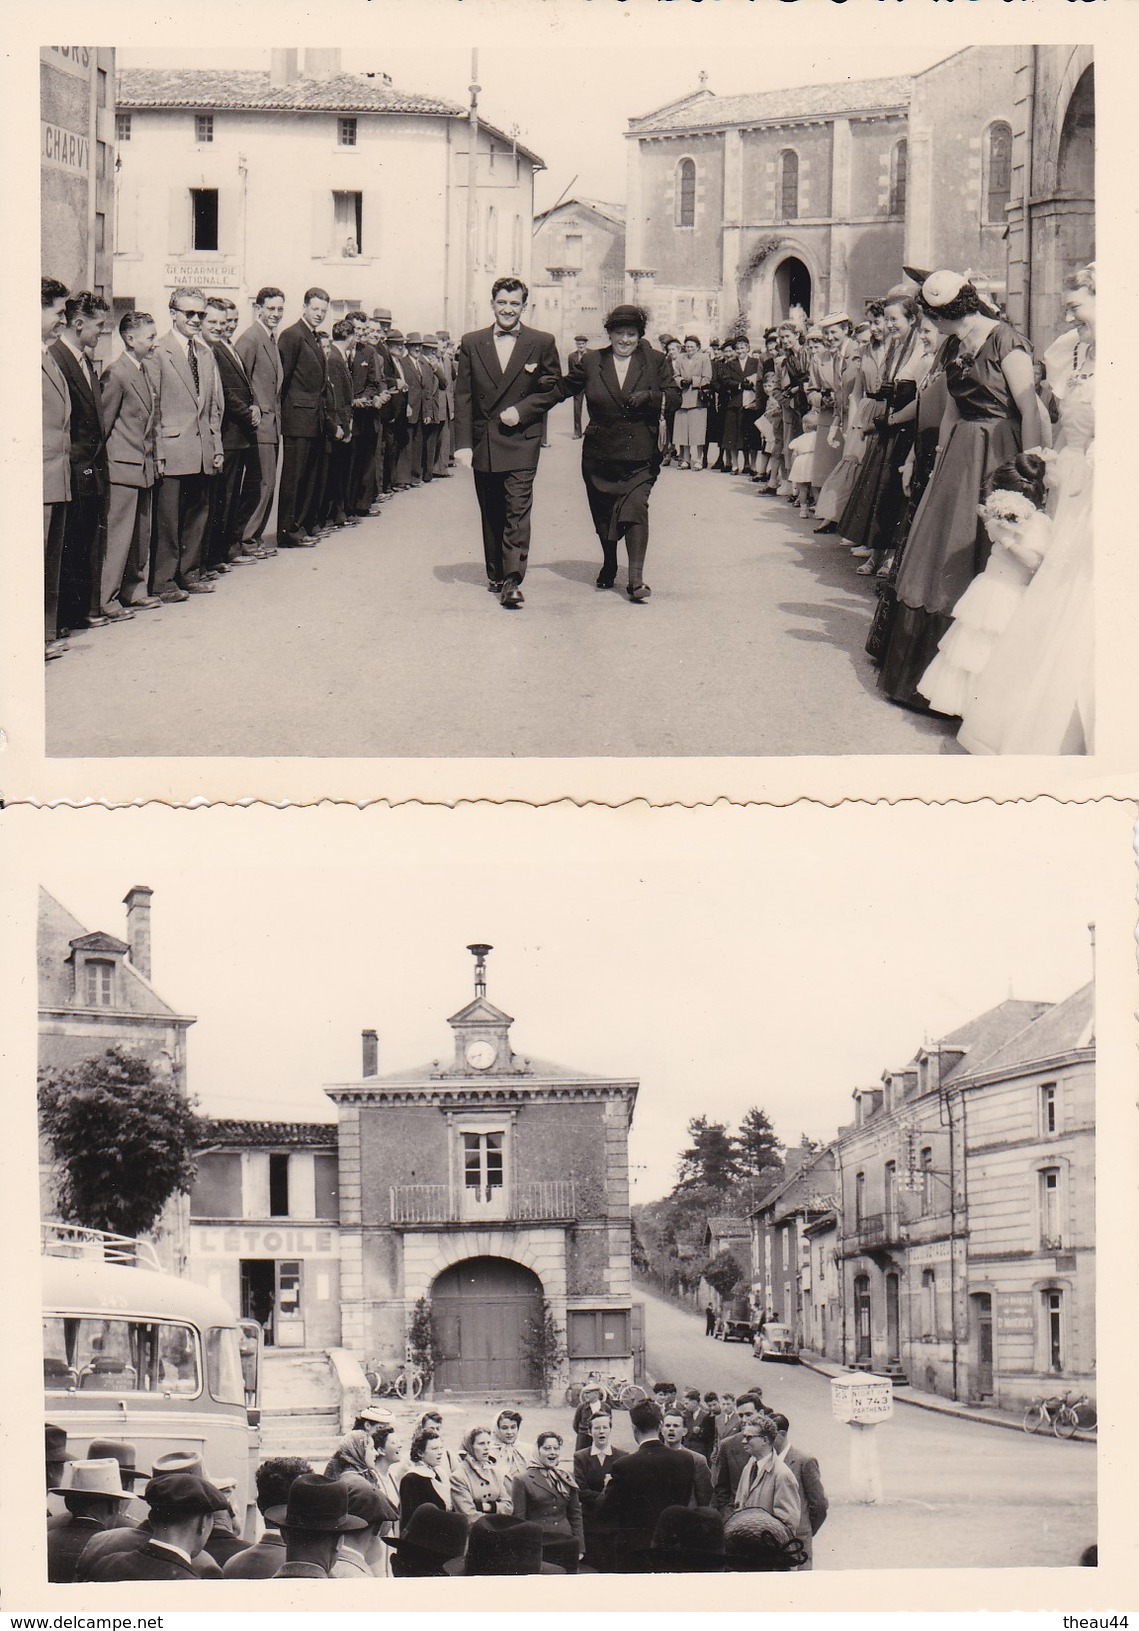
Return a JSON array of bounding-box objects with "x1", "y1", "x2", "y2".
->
[
  {"x1": 716, "y1": 1316, "x2": 755, "y2": 1344},
  {"x1": 754, "y1": 1322, "x2": 800, "y2": 1363}
]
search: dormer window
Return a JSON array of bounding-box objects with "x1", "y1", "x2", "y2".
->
[{"x1": 85, "y1": 958, "x2": 114, "y2": 1007}]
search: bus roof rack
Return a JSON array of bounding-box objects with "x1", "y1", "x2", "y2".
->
[{"x1": 41, "y1": 1221, "x2": 162, "y2": 1272}]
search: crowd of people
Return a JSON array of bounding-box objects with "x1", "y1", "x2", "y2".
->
[
  {"x1": 45, "y1": 1378, "x2": 828, "y2": 1580},
  {"x1": 651, "y1": 260, "x2": 1095, "y2": 754},
  {"x1": 41, "y1": 275, "x2": 459, "y2": 660}
]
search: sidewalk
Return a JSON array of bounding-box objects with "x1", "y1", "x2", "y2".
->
[{"x1": 796, "y1": 1349, "x2": 1094, "y2": 1439}]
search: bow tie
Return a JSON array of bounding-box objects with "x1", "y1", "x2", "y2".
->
[{"x1": 493, "y1": 329, "x2": 518, "y2": 341}]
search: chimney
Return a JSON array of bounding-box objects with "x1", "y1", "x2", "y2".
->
[
  {"x1": 123, "y1": 885, "x2": 153, "y2": 981},
  {"x1": 303, "y1": 48, "x2": 342, "y2": 81},
  {"x1": 269, "y1": 49, "x2": 299, "y2": 89},
  {"x1": 362, "y1": 1029, "x2": 378, "y2": 1078}
]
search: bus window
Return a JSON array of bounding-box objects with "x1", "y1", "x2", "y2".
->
[
  {"x1": 43, "y1": 1316, "x2": 200, "y2": 1396},
  {"x1": 206, "y1": 1326, "x2": 245, "y2": 1407}
]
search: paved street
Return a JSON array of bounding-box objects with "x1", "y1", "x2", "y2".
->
[
  {"x1": 46, "y1": 406, "x2": 960, "y2": 757},
  {"x1": 640, "y1": 1286, "x2": 1096, "y2": 1569}
]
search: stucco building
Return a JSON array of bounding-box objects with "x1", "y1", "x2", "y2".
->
[
  {"x1": 749, "y1": 1147, "x2": 838, "y2": 1343},
  {"x1": 41, "y1": 47, "x2": 117, "y2": 306},
  {"x1": 111, "y1": 48, "x2": 542, "y2": 338},
  {"x1": 324, "y1": 946, "x2": 639, "y2": 1394},
  {"x1": 530, "y1": 196, "x2": 626, "y2": 357}
]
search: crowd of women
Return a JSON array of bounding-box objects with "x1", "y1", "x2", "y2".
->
[{"x1": 640, "y1": 262, "x2": 1095, "y2": 755}]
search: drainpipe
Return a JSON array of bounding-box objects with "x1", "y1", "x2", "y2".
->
[{"x1": 1021, "y1": 46, "x2": 1037, "y2": 345}]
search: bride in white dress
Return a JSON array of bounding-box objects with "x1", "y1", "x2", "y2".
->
[{"x1": 957, "y1": 266, "x2": 1095, "y2": 755}]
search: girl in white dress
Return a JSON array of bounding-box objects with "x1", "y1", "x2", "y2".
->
[{"x1": 917, "y1": 455, "x2": 1051, "y2": 719}]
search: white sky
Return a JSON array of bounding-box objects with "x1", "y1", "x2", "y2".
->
[
  {"x1": 116, "y1": 36, "x2": 959, "y2": 215},
  {"x1": 37, "y1": 802, "x2": 1101, "y2": 1203}
]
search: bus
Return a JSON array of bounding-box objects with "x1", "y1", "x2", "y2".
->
[{"x1": 43, "y1": 1224, "x2": 262, "y2": 1537}]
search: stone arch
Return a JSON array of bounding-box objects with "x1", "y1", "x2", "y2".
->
[
  {"x1": 747, "y1": 240, "x2": 820, "y2": 332},
  {"x1": 1042, "y1": 49, "x2": 1095, "y2": 187}
]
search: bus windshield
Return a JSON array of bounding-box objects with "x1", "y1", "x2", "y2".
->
[{"x1": 43, "y1": 1315, "x2": 201, "y2": 1396}]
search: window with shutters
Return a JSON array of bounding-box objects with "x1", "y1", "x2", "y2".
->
[
  {"x1": 920, "y1": 1147, "x2": 935, "y2": 1215},
  {"x1": 985, "y1": 122, "x2": 1012, "y2": 223},
  {"x1": 779, "y1": 150, "x2": 799, "y2": 220},
  {"x1": 191, "y1": 189, "x2": 219, "y2": 251},
  {"x1": 567, "y1": 1309, "x2": 630, "y2": 1358},
  {"x1": 921, "y1": 1269, "x2": 936, "y2": 1337},
  {"x1": 676, "y1": 158, "x2": 696, "y2": 228},
  {"x1": 333, "y1": 190, "x2": 363, "y2": 256}
]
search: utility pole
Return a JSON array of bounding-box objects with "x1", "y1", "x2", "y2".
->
[{"x1": 466, "y1": 49, "x2": 481, "y2": 333}]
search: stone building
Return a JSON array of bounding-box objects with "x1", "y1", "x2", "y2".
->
[
  {"x1": 325, "y1": 947, "x2": 639, "y2": 1395},
  {"x1": 40, "y1": 47, "x2": 117, "y2": 312},
  {"x1": 111, "y1": 48, "x2": 543, "y2": 339},
  {"x1": 748, "y1": 1147, "x2": 838, "y2": 1344},
  {"x1": 530, "y1": 196, "x2": 626, "y2": 357}
]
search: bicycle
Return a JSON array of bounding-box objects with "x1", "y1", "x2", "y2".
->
[
  {"x1": 564, "y1": 1369, "x2": 648, "y2": 1410},
  {"x1": 364, "y1": 1360, "x2": 424, "y2": 1400},
  {"x1": 1022, "y1": 1389, "x2": 1094, "y2": 1438}
]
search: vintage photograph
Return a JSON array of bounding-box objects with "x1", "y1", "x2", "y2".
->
[
  {"x1": 23, "y1": 798, "x2": 1113, "y2": 1592},
  {"x1": 38, "y1": 39, "x2": 1094, "y2": 757}
]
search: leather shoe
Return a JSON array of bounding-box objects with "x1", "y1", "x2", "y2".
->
[
  {"x1": 184, "y1": 580, "x2": 216, "y2": 594},
  {"x1": 278, "y1": 534, "x2": 317, "y2": 548},
  {"x1": 500, "y1": 581, "x2": 524, "y2": 608},
  {"x1": 627, "y1": 583, "x2": 652, "y2": 603},
  {"x1": 487, "y1": 580, "x2": 503, "y2": 594},
  {"x1": 596, "y1": 571, "x2": 616, "y2": 589},
  {"x1": 100, "y1": 604, "x2": 135, "y2": 621},
  {"x1": 158, "y1": 588, "x2": 189, "y2": 604},
  {"x1": 129, "y1": 597, "x2": 162, "y2": 610},
  {"x1": 45, "y1": 639, "x2": 69, "y2": 659},
  {"x1": 78, "y1": 614, "x2": 111, "y2": 629}
]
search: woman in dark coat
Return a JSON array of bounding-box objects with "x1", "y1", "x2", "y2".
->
[
  {"x1": 563, "y1": 304, "x2": 676, "y2": 601},
  {"x1": 511, "y1": 1432, "x2": 585, "y2": 1573},
  {"x1": 398, "y1": 1428, "x2": 453, "y2": 1531}
]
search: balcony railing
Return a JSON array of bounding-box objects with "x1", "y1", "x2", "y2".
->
[
  {"x1": 841, "y1": 1213, "x2": 907, "y2": 1256},
  {"x1": 390, "y1": 1180, "x2": 579, "y2": 1227}
]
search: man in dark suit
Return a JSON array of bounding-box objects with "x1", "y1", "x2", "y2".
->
[
  {"x1": 568, "y1": 333, "x2": 590, "y2": 436},
  {"x1": 276, "y1": 286, "x2": 330, "y2": 546},
  {"x1": 397, "y1": 332, "x2": 429, "y2": 488},
  {"x1": 83, "y1": 1473, "x2": 228, "y2": 1582},
  {"x1": 344, "y1": 311, "x2": 388, "y2": 517},
  {"x1": 710, "y1": 1391, "x2": 765, "y2": 1514},
  {"x1": 50, "y1": 291, "x2": 111, "y2": 634},
  {"x1": 202, "y1": 298, "x2": 261, "y2": 572},
  {"x1": 42, "y1": 277, "x2": 72, "y2": 658},
  {"x1": 234, "y1": 285, "x2": 285, "y2": 557},
  {"x1": 454, "y1": 276, "x2": 562, "y2": 607},
  {"x1": 98, "y1": 310, "x2": 161, "y2": 618},
  {"x1": 572, "y1": 1409, "x2": 627, "y2": 1573},
  {"x1": 593, "y1": 1400, "x2": 695, "y2": 1571},
  {"x1": 150, "y1": 286, "x2": 225, "y2": 601},
  {"x1": 320, "y1": 322, "x2": 355, "y2": 529},
  {"x1": 415, "y1": 334, "x2": 443, "y2": 482},
  {"x1": 661, "y1": 1408, "x2": 713, "y2": 1505},
  {"x1": 770, "y1": 1412, "x2": 828, "y2": 1569}
]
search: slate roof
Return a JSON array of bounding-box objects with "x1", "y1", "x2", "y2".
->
[
  {"x1": 116, "y1": 69, "x2": 545, "y2": 166},
  {"x1": 962, "y1": 982, "x2": 1094, "y2": 1078},
  {"x1": 629, "y1": 76, "x2": 911, "y2": 134},
  {"x1": 934, "y1": 998, "x2": 1054, "y2": 1082},
  {"x1": 326, "y1": 1053, "x2": 634, "y2": 1089},
  {"x1": 201, "y1": 1117, "x2": 338, "y2": 1149},
  {"x1": 37, "y1": 887, "x2": 183, "y2": 1019}
]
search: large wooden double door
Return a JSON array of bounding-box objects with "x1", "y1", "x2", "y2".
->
[{"x1": 432, "y1": 1257, "x2": 542, "y2": 1393}]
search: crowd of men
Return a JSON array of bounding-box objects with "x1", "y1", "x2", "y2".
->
[
  {"x1": 44, "y1": 1378, "x2": 828, "y2": 1581},
  {"x1": 41, "y1": 275, "x2": 458, "y2": 660}
]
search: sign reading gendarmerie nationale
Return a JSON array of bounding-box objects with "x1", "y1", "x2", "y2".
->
[
  {"x1": 164, "y1": 261, "x2": 241, "y2": 289},
  {"x1": 42, "y1": 123, "x2": 90, "y2": 174}
]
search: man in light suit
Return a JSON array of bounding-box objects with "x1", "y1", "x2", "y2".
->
[
  {"x1": 454, "y1": 276, "x2": 562, "y2": 608},
  {"x1": 42, "y1": 276, "x2": 72, "y2": 658},
  {"x1": 150, "y1": 287, "x2": 224, "y2": 601},
  {"x1": 234, "y1": 285, "x2": 285, "y2": 557},
  {"x1": 770, "y1": 1412, "x2": 827, "y2": 1569},
  {"x1": 275, "y1": 286, "x2": 330, "y2": 546},
  {"x1": 98, "y1": 311, "x2": 162, "y2": 618},
  {"x1": 50, "y1": 291, "x2": 112, "y2": 635}
]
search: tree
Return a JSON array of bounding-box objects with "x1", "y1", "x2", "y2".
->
[
  {"x1": 675, "y1": 1116, "x2": 742, "y2": 1193},
  {"x1": 38, "y1": 1046, "x2": 203, "y2": 1239},
  {"x1": 735, "y1": 1106, "x2": 784, "y2": 1182},
  {"x1": 701, "y1": 1248, "x2": 744, "y2": 1301},
  {"x1": 406, "y1": 1296, "x2": 443, "y2": 1391}
]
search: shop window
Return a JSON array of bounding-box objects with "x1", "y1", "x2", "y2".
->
[
  {"x1": 195, "y1": 114, "x2": 214, "y2": 145},
  {"x1": 676, "y1": 158, "x2": 696, "y2": 228},
  {"x1": 191, "y1": 188, "x2": 219, "y2": 252},
  {"x1": 269, "y1": 1153, "x2": 290, "y2": 1218},
  {"x1": 568, "y1": 1309, "x2": 630, "y2": 1358},
  {"x1": 985, "y1": 122, "x2": 1012, "y2": 224},
  {"x1": 84, "y1": 958, "x2": 114, "y2": 1007}
]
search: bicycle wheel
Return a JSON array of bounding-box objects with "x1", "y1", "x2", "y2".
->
[
  {"x1": 1022, "y1": 1404, "x2": 1046, "y2": 1434},
  {"x1": 393, "y1": 1370, "x2": 408, "y2": 1399},
  {"x1": 408, "y1": 1369, "x2": 424, "y2": 1399},
  {"x1": 619, "y1": 1383, "x2": 648, "y2": 1409},
  {"x1": 1080, "y1": 1407, "x2": 1097, "y2": 1437},
  {"x1": 1054, "y1": 1406, "x2": 1079, "y2": 1440}
]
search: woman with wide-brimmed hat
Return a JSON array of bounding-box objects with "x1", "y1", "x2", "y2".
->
[{"x1": 561, "y1": 304, "x2": 676, "y2": 601}]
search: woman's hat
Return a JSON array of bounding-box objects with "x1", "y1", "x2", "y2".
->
[
  {"x1": 819, "y1": 311, "x2": 852, "y2": 329},
  {"x1": 604, "y1": 304, "x2": 647, "y2": 333},
  {"x1": 902, "y1": 264, "x2": 933, "y2": 286},
  {"x1": 264, "y1": 1473, "x2": 369, "y2": 1534},
  {"x1": 723, "y1": 1507, "x2": 798, "y2": 1571},
  {"x1": 357, "y1": 1404, "x2": 395, "y2": 1426},
  {"x1": 920, "y1": 271, "x2": 969, "y2": 308},
  {"x1": 635, "y1": 1505, "x2": 726, "y2": 1572},
  {"x1": 383, "y1": 1505, "x2": 469, "y2": 1561},
  {"x1": 88, "y1": 1438, "x2": 147, "y2": 1481},
  {"x1": 50, "y1": 1458, "x2": 135, "y2": 1501},
  {"x1": 444, "y1": 1514, "x2": 549, "y2": 1575}
]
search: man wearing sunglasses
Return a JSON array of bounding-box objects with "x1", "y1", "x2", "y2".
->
[{"x1": 151, "y1": 286, "x2": 224, "y2": 602}]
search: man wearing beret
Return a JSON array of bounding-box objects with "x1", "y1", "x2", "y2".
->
[
  {"x1": 83, "y1": 1474, "x2": 229, "y2": 1580},
  {"x1": 75, "y1": 1453, "x2": 225, "y2": 1580},
  {"x1": 267, "y1": 1473, "x2": 369, "y2": 1579},
  {"x1": 454, "y1": 276, "x2": 562, "y2": 608}
]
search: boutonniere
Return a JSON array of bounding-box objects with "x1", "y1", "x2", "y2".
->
[{"x1": 524, "y1": 361, "x2": 537, "y2": 373}]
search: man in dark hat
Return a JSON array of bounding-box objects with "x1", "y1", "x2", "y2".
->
[
  {"x1": 383, "y1": 1505, "x2": 469, "y2": 1577},
  {"x1": 45, "y1": 1423, "x2": 74, "y2": 1494},
  {"x1": 47, "y1": 1460, "x2": 135, "y2": 1582},
  {"x1": 567, "y1": 334, "x2": 590, "y2": 437},
  {"x1": 330, "y1": 1481, "x2": 391, "y2": 1577},
  {"x1": 266, "y1": 1472, "x2": 368, "y2": 1579},
  {"x1": 445, "y1": 1514, "x2": 564, "y2": 1575},
  {"x1": 84, "y1": 1473, "x2": 229, "y2": 1580},
  {"x1": 222, "y1": 1457, "x2": 312, "y2": 1578},
  {"x1": 633, "y1": 1505, "x2": 726, "y2": 1573},
  {"x1": 453, "y1": 276, "x2": 562, "y2": 608},
  {"x1": 86, "y1": 1438, "x2": 146, "y2": 1496}
]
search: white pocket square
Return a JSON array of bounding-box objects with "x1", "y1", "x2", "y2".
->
[{"x1": 524, "y1": 362, "x2": 537, "y2": 373}]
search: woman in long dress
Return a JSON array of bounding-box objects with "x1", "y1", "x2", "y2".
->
[
  {"x1": 813, "y1": 306, "x2": 888, "y2": 530},
  {"x1": 878, "y1": 271, "x2": 1043, "y2": 709},
  {"x1": 563, "y1": 303, "x2": 674, "y2": 601},
  {"x1": 837, "y1": 289, "x2": 921, "y2": 569},
  {"x1": 957, "y1": 266, "x2": 1095, "y2": 754}
]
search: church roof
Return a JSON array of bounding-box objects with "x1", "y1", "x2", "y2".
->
[
  {"x1": 628, "y1": 75, "x2": 911, "y2": 134},
  {"x1": 116, "y1": 69, "x2": 545, "y2": 166},
  {"x1": 37, "y1": 887, "x2": 188, "y2": 1020}
]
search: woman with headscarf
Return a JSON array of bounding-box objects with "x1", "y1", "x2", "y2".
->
[
  {"x1": 398, "y1": 1427, "x2": 453, "y2": 1531},
  {"x1": 450, "y1": 1425, "x2": 514, "y2": 1517},
  {"x1": 562, "y1": 304, "x2": 675, "y2": 601},
  {"x1": 511, "y1": 1431, "x2": 585, "y2": 1573},
  {"x1": 879, "y1": 271, "x2": 1043, "y2": 709},
  {"x1": 323, "y1": 1429, "x2": 381, "y2": 1489}
]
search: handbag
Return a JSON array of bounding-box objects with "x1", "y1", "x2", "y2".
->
[{"x1": 865, "y1": 579, "x2": 897, "y2": 665}]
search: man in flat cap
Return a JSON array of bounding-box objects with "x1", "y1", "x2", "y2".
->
[
  {"x1": 84, "y1": 1473, "x2": 229, "y2": 1581},
  {"x1": 454, "y1": 276, "x2": 562, "y2": 608},
  {"x1": 568, "y1": 334, "x2": 591, "y2": 438},
  {"x1": 74, "y1": 1452, "x2": 224, "y2": 1580}
]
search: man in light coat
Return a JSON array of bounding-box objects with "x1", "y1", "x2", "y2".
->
[
  {"x1": 42, "y1": 276, "x2": 72, "y2": 657},
  {"x1": 150, "y1": 286, "x2": 223, "y2": 601},
  {"x1": 770, "y1": 1411, "x2": 827, "y2": 1569},
  {"x1": 98, "y1": 311, "x2": 162, "y2": 617}
]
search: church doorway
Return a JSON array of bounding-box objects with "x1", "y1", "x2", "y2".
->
[
  {"x1": 431, "y1": 1257, "x2": 543, "y2": 1392},
  {"x1": 772, "y1": 256, "x2": 812, "y2": 324}
]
